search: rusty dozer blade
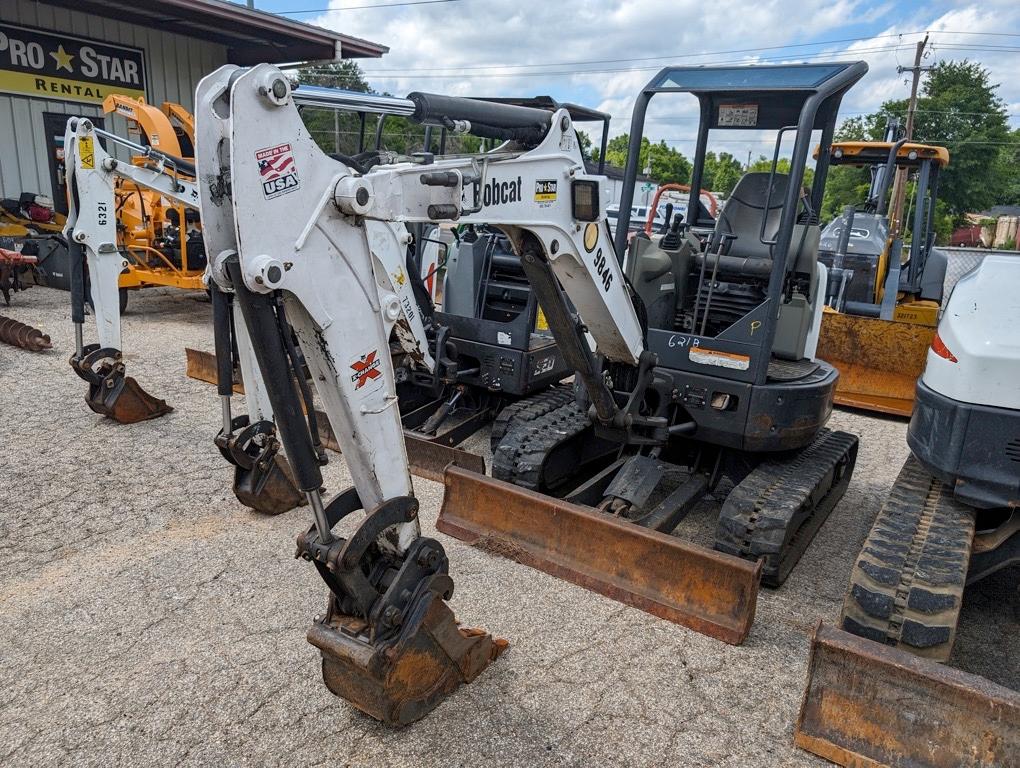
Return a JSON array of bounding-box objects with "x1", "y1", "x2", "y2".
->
[
  {"x1": 796, "y1": 622, "x2": 1020, "y2": 767},
  {"x1": 816, "y1": 312, "x2": 934, "y2": 417},
  {"x1": 70, "y1": 344, "x2": 172, "y2": 424},
  {"x1": 299, "y1": 491, "x2": 505, "y2": 725},
  {"x1": 438, "y1": 465, "x2": 760, "y2": 644}
]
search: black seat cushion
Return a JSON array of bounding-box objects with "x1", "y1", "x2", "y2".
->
[{"x1": 712, "y1": 172, "x2": 789, "y2": 261}]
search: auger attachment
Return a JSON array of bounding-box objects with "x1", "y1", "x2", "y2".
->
[
  {"x1": 298, "y1": 490, "x2": 506, "y2": 725},
  {"x1": 69, "y1": 343, "x2": 172, "y2": 423}
]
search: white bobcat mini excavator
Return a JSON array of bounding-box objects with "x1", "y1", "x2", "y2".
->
[
  {"x1": 194, "y1": 63, "x2": 658, "y2": 724},
  {"x1": 63, "y1": 117, "x2": 195, "y2": 423},
  {"x1": 797, "y1": 254, "x2": 1020, "y2": 768}
]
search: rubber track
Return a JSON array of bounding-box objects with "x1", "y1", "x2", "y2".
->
[
  {"x1": 492, "y1": 399, "x2": 592, "y2": 490},
  {"x1": 489, "y1": 385, "x2": 576, "y2": 453},
  {"x1": 839, "y1": 455, "x2": 974, "y2": 661},
  {"x1": 715, "y1": 429, "x2": 859, "y2": 587}
]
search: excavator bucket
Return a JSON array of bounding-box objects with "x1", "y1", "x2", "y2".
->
[
  {"x1": 71, "y1": 345, "x2": 172, "y2": 424},
  {"x1": 816, "y1": 312, "x2": 934, "y2": 417},
  {"x1": 438, "y1": 465, "x2": 760, "y2": 644},
  {"x1": 308, "y1": 595, "x2": 507, "y2": 726},
  {"x1": 796, "y1": 622, "x2": 1020, "y2": 767}
]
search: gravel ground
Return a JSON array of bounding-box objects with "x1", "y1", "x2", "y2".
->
[{"x1": 1, "y1": 285, "x2": 1016, "y2": 767}]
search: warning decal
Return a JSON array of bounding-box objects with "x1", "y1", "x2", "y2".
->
[{"x1": 256, "y1": 143, "x2": 300, "y2": 199}]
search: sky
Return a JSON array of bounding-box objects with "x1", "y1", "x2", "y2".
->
[{"x1": 242, "y1": 0, "x2": 1019, "y2": 160}]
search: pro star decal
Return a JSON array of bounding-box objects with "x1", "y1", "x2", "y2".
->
[
  {"x1": 256, "y1": 143, "x2": 300, "y2": 199},
  {"x1": 350, "y1": 349, "x2": 384, "y2": 393}
]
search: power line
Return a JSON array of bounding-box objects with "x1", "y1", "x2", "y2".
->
[
  {"x1": 357, "y1": 43, "x2": 914, "y2": 79},
  {"x1": 363, "y1": 32, "x2": 924, "y2": 73},
  {"x1": 275, "y1": 0, "x2": 458, "y2": 13}
]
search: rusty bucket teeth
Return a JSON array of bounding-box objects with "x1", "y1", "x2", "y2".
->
[
  {"x1": 232, "y1": 452, "x2": 304, "y2": 515},
  {"x1": 308, "y1": 594, "x2": 506, "y2": 726}
]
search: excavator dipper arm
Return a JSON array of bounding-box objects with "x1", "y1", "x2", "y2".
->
[
  {"x1": 196, "y1": 65, "x2": 503, "y2": 725},
  {"x1": 62, "y1": 117, "x2": 197, "y2": 423}
]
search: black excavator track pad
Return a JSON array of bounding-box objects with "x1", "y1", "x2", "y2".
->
[
  {"x1": 839, "y1": 455, "x2": 975, "y2": 660},
  {"x1": 715, "y1": 429, "x2": 859, "y2": 587}
]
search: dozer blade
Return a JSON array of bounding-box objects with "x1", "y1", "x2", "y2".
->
[
  {"x1": 438, "y1": 465, "x2": 760, "y2": 644},
  {"x1": 796, "y1": 622, "x2": 1020, "y2": 768},
  {"x1": 816, "y1": 312, "x2": 934, "y2": 417},
  {"x1": 307, "y1": 587, "x2": 506, "y2": 726}
]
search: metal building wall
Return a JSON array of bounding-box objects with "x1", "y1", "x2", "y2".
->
[{"x1": 0, "y1": 0, "x2": 226, "y2": 200}]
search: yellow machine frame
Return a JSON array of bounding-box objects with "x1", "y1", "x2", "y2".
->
[
  {"x1": 816, "y1": 140, "x2": 949, "y2": 416},
  {"x1": 102, "y1": 95, "x2": 204, "y2": 291}
]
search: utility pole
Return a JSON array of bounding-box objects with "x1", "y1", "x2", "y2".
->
[{"x1": 889, "y1": 34, "x2": 931, "y2": 234}]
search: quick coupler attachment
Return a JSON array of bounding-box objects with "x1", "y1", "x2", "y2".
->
[
  {"x1": 297, "y1": 489, "x2": 506, "y2": 725},
  {"x1": 69, "y1": 343, "x2": 172, "y2": 424},
  {"x1": 215, "y1": 416, "x2": 303, "y2": 515}
]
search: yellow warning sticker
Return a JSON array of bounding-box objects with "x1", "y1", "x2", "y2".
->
[
  {"x1": 535, "y1": 306, "x2": 549, "y2": 331},
  {"x1": 79, "y1": 135, "x2": 95, "y2": 169}
]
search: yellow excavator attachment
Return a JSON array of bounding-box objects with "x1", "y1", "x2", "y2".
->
[
  {"x1": 796, "y1": 623, "x2": 1020, "y2": 767},
  {"x1": 438, "y1": 465, "x2": 760, "y2": 644},
  {"x1": 816, "y1": 311, "x2": 934, "y2": 417}
]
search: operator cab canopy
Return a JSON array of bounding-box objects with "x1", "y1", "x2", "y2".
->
[{"x1": 615, "y1": 61, "x2": 868, "y2": 251}]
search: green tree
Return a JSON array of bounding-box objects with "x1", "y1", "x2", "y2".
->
[
  {"x1": 702, "y1": 151, "x2": 743, "y2": 196},
  {"x1": 866, "y1": 61, "x2": 1011, "y2": 217},
  {"x1": 576, "y1": 129, "x2": 594, "y2": 162},
  {"x1": 997, "y1": 128, "x2": 1020, "y2": 206},
  {"x1": 604, "y1": 134, "x2": 691, "y2": 185}
]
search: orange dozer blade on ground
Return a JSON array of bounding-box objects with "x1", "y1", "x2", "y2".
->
[
  {"x1": 438, "y1": 465, "x2": 761, "y2": 644},
  {"x1": 816, "y1": 312, "x2": 934, "y2": 417},
  {"x1": 796, "y1": 623, "x2": 1020, "y2": 767}
]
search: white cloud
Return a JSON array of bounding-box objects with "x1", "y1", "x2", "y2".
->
[{"x1": 309, "y1": 0, "x2": 1020, "y2": 160}]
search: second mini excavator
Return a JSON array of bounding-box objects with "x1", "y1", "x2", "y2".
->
[{"x1": 442, "y1": 63, "x2": 867, "y2": 609}]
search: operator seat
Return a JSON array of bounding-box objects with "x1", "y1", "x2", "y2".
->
[{"x1": 710, "y1": 172, "x2": 789, "y2": 260}]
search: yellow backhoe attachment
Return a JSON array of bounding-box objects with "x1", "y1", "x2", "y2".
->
[
  {"x1": 816, "y1": 311, "x2": 934, "y2": 417},
  {"x1": 796, "y1": 623, "x2": 1020, "y2": 767},
  {"x1": 438, "y1": 465, "x2": 760, "y2": 644}
]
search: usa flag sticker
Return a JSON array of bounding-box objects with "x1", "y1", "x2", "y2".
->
[{"x1": 256, "y1": 143, "x2": 300, "y2": 199}]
